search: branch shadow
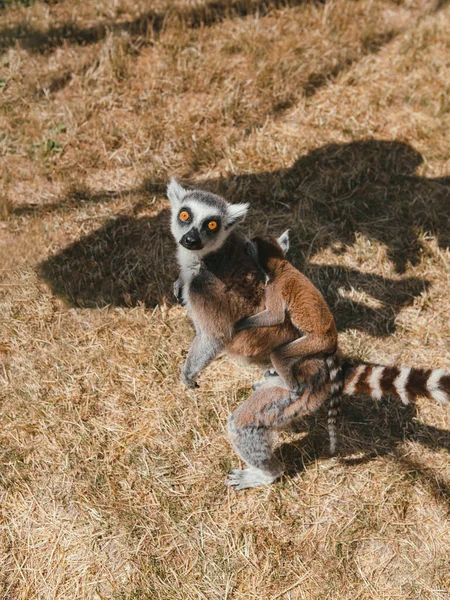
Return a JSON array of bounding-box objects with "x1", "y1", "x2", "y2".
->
[
  {"x1": 11, "y1": 185, "x2": 145, "y2": 218},
  {"x1": 277, "y1": 395, "x2": 450, "y2": 511},
  {"x1": 1, "y1": 0, "x2": 404, "y2": 118},
  {"x1": 0, "y1": 0, "x2": 312, "y2": 55}
]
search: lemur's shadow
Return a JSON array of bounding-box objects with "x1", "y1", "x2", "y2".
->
[
  {"x1": 276, "y1": 396, "x2": 450, "y2": 510},
  {"x1": 39, "y1": 139, "x2": 447, "y2": 336},
  {"x1": 39, "y1": 209, "x2": 178, "y2": 308}
]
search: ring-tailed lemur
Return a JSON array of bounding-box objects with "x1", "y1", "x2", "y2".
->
[{"x1": 168, "y1": 179, "x2": 450, "y2": 490}]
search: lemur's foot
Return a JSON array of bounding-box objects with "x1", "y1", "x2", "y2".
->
[
  {"x1": 226, "y1": 467, "x2": 281, "y2": 491},
  {"x1": 289, "y1": 382, "x2": 309, "y2": 400},
  {"x1": 251, "y1": 369, "x2": 279, "y2": 390},
  {"x1": 181, "y1": 371, "x2": 199, "y2": 389},
  {"x1": 252, "y1": 369, "x2": 281, "y2": 391}
]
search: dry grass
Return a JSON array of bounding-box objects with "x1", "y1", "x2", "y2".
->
[{"x1": 1, "y1": 0, "x2": 450, "y2": 597}]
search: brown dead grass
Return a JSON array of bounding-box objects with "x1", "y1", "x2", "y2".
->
[{"x1": 1, "y1": 0, "x2": 450, "y2": 598}]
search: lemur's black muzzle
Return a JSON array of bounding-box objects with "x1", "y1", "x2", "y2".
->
[{"x1": 180, "y1": 228, "x2": 203, "y2": 250}]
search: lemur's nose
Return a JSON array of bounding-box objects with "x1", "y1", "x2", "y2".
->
[{"x1": 181, "y1": 228, "x2": 203, "y2": 250}]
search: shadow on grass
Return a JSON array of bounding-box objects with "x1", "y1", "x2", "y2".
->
[
  {"x1": 38, "y1": 139, "x2": 448, "y2": 335},
  {"x1": 197, "y1": 139, "x2": 450, "y2": 273},
  {"x1": 36, "y1": 137, "x2": 450, "y2": 505},
  {"x1": 277, "y1": 395, "x2": 450, "y2": 511},
  {"x1": 0, "y1": 0, "x2": 312, "y2": 54},
  {"x1": 39, "y1": 210, "x2": 178, "y2": 308},
  {"x1": 12, "y1": 186, "x2": 142, "y2": 218},
  {"x1": 301, "y1": 265, "x2": 429, "y2": 337}
]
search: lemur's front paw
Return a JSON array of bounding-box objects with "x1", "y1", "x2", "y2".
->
[
  {"x1": 173, "y1": 278, "x2": 186, "y2": 306},
  {"x1": 181, "y1": 371, "x2": 199, "y2": 389}
]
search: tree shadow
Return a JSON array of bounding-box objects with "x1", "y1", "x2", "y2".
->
[
  {"x1": 0, "y1": 0, "x2": 33, "y2": 10},
  {"x1": 0, "y1": 0, "x2": 311, "y2": 54},
  {"x1": 277, "y1": 395, "x2": 450, "y2": 511},
  {"x1": 188, "y1": 139, "x2": 449, "y2": 273},
  {"x1": 11, "y1": 184, "x2": 147, "y2": 218},
  {"x1": 304, "y1": 265, "x2": 429, "y2": 337}
]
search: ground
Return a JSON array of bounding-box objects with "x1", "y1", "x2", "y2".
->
[{"x1": 1, "y1": 0, "x2": 450, "y2": 598}]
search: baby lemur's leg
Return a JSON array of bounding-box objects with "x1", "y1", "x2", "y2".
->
[
  {"x1": 226, "y1": 383, "x2": 326, "y2": 490},
  {"x1": 181, "y1": 333, "x2": 223, "y2": 388},
  {"x1": 234, "y1": 285, "x2": 285, "y2": 333},
  {"x1": 271, "y1": 334, "x2": 334, "y2": 392},
  {"x1": 251, "y1": 368, "x2": 279, "y2": 391}
]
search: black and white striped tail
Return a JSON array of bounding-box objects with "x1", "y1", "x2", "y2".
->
[
  {"x1": 326, "y1": 354, "x2": 344, "y2": 456},
  {"x1": 343, "y1": 364, "x2": 450, "y2": 405}
]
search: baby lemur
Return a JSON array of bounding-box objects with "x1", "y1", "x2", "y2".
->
[
  {"x1": 235, "y1": 233, "x2": 338, "y2": 393},
  {"x1": 168, "y1": 179, "x2": 450, "y2": 490}
]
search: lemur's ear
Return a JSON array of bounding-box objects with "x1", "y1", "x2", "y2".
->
[
  {"x1": 167, "y1": 178, "x2": 187, "y2": 206},
  {"x1": 277, "y1": 229, "x2": 290, "y2": 255},
  {"x1": 226, "y1": 203, "x2": 249, "y2": 229}
]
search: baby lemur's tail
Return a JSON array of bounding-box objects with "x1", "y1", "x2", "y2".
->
[{"x1": 342, "y1": 362, "x2": 450, "y2": 405}]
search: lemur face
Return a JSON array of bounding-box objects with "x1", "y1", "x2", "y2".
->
[{"x1": 167, "y1": 179, "x2": 248, "y2": 256}]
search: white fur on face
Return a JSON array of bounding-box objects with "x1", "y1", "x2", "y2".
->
[
  {"x1": 167, "y1": 182, "x2": 250, "y2": 300},
  {"x1": 170, "y1": 197, "x2": 229, "y2": 297},
  {"x1": 170, "y1": 198, "x2": 229, "y2": 257},
  {"x1": 185, "y1": 199, "x2": 223, "y2": 227},
  {"x1": 170, "y1": 195, "x2": 248, "y2": 258}
]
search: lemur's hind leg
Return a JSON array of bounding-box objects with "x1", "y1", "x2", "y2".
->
[
  {"x1": 227, "y1": 418, "x2": 283, "y2": 490},
  {"x1": 226, "y1": 383, "x2": 327, "y2": 490}
]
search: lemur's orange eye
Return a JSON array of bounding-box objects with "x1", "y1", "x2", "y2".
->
[
  {"x1": 179, "y1": 211, "x2": 190, "y2": 222},
  {"x1": 208, "y1": 221, "x2": 218, "y2": 230}
]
